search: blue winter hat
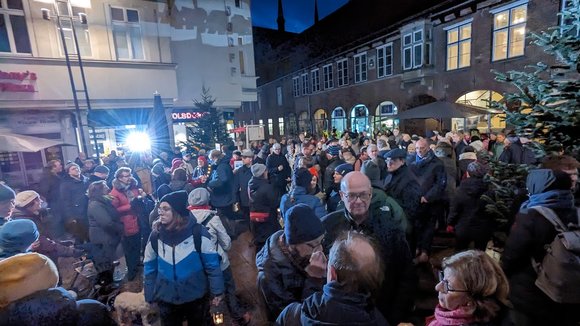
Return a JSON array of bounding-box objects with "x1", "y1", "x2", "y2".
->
[
  {"x1": 327, "y1": 145, "x2": 340, "y2": 156},
  {"x1": 284, "y1": 204, "x2": 324, "y2": 245},
  {"x1": 0, "y1": 183, "x2": 15, "y2": 202},
  {"x1": 334, "y1": 163, "x2": 353, "y2": 176},
  {"x1": 293, "y1": 168, "x2": 313, "y2": 189},
  {"x1": 0, "y1": 219, "x2": 39, "y2": 259}
]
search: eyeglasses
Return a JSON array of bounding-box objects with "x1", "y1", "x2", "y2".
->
[
  {"x1": 438, "y1": 271, "x2": 470, "y2": 294},
  {"x1": 157, "y1": 206, "x2": 172, "y2": 213},
  {"x1": 119, "y1": 174, "x2": 131, "y2": 179},
  {"x1": 342, "y1": 192, "x2": 372, "y2": 202}
]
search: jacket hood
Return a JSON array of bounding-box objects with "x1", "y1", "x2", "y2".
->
[
  {"x1": 459, "y1": 177, "x2": 489, "y2": 197},
  {"x1": 190, "y1": 209, "x2": 216, "y2": 225},
  {"x1": 248, "y1": 176, "x2": 269, "y2": 191},
  {"x1": 169, "y1": 180, "x2": 188, "y2": 191},
  {"x1": 459, "y1": 152, "x2": 478, "y2": 161}
]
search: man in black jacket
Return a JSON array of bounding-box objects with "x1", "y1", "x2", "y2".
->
[
  {"x1": 59, "y1": 162, "x2": 89, "y2": 243},
  {"x1": 266, "y1": 143, "x2": 291, "y2": 196},
  {"x1": 409, "y1": 139, "x2": 447, "y2": 264},
  {"x1": 321, "y1": 172, "x2": 416, "y2": 325},
  {"x1": 248, "y1": 164, "x2": 280, "y2": 250},
  {"x1": 233, "y1": 149, "x2": 254, "y2": 222}
]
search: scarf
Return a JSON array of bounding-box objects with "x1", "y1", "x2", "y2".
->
[
  {"x1": 427, "y1": 304, "x2": 476, "y2": 326},
  {"x1": 188, "y1": 205, "x2": 211, "y2": 211},
  {"x1": 520, "y1": 189, "x2": 574, "y2": 210}
]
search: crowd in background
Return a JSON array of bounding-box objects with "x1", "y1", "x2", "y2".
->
[{"x1": 0, "y1": 125, "x2": 578, "y2": 326}]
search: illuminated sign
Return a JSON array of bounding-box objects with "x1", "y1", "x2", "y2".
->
[{"x1": 171, "y1": 110, "x2": 208, "y2": 122}]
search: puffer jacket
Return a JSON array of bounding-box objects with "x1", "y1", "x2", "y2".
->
[
  {"x1": 277, "y1": 281, "x2": 388, "y2": 326},
  {"x1": 280, "y1": 186, "x2": 326, "y2": 219},
  {"x1": 207, "y1": 157, "x2": 236, "y2": 208},
  {"x1": 190, "y1": 209, "x2": 231, "y2": 270},
  {"x1": 143, "y1": 217, "x2": 224, "y2": 304},
  {"x1": 109, "y1": 178, "x2": 140, "y2": 236},
  {"x1": 256, "y1": 230, "x2": 324, "y2": 318}
]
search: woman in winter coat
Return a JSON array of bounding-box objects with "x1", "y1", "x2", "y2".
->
[
  {"x1": 59, "y1": 162, "x2": 89, "y2": 243},
  {"x1": 87, "y1": 181, "x2": 124, "y2": 286},
  {"x1": 502, "y1": 169, "x2": 580, "y2": 325},
  {"x1": 109, "y1": 167, "x2": 142, "y2": 281},
  {"x1": 157, "y1": 167, "x2": 194, "y2": 199},
  {"x1": 280, "y1": 168, "x2": 326, "y2": 219},
  {"x1": 11, "y1": 191, "x2": 81, "y2": 269},
  {"x1": 190, "y1": 155, "x2": 209, "y2": 189},
  {"x1": 446, "y1": 162, "x2": 493, "y2": 251},
  {"x1": 144, "y1": 190, "x2": 224, "y2": 326},
  {"x1": 248, "y1": 164, "x2": 280, "y2": 250}
]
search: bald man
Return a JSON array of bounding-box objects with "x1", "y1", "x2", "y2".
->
[
  {"x1": 320, "y1": 172, "x2": 416, "y2": 325},
  {"x1": 277, "y1": 231, "x2": 388, "y2": 325},
  {"x1": 410, "y1": 139, "x2": 447, "y2": 264}
]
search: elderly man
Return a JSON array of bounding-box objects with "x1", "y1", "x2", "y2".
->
[
  {"x1": 367, "y1": 144, "x2": 387, "y2": 180},
  {"x1": 0, "y1": 183, "x2": 16, "y2": 226},
  {"x1": 207, "y1": 149, "x2": 236, "y2": 223},
  {"x1": 321, "y1": 172, "x2": 416, "y2": 325},
  {"x1": 233, "y1": 149, "x2": 254, "y2": 223},
  {"x1": 410, "y1": 138, "x2": 446, "y2": 264},
  {"x1": 277, "y1": 231, "x2": 388, "y2": 325},
  {"x1": 266, "y1": 143, "x2": 291, "y2": 196},
  {"x1": 256, "y1": 204, "x2": 326, "y2": 320}
]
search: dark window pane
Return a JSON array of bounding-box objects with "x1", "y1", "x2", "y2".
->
[
  {"x1": 0, "y1": 15, "x2": 10, "y2": 52},
  {"x1": 11, "y1": 15, "x2": 31, "y2": 53},
  {"x1": 111, "y1": 7, "x2": 124, "y2": 21},
  {"x1": 7, "y1": 0, "x2": 23, "y2": 10},
  {"x1": 127, "y1": 9, "x2": 139, "y2": 22}
]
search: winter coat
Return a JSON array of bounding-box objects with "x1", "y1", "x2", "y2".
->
[
  {"x1": 491, "y1": 143, "x2": 505, "y2": 160},
  {"x1": 190, "y1": 165, "x2": 208, "y2": 189},
  {"x1": 501, "y1": 206, "x2": 580, "y2": 323},
  {"x1": 152, "y1": 173, "x2": 171, "y2": 199},
  {"x1": 207, "y1": 158, "x2": 236, "y2": 208},
  {"x1": 370, "y1": 187, "x2": 408, "y2": 236},
  {"x1": 11, "y1": 209, "x2": 78, "y2": 262},
  {"x1": 38, "y1": 171, "x2": 61, "y2": 209},
  {"x1": 157, "y1": 180, "x2": 194, "y2": 200},
  {"x1": 447, "y1": 178, "x2": 493, "y2": 236},
  {"x1": 59, "y1": 175, "x2": 89, "y2": 222},
  {"x1": 109, "y1": 178, "x2": 140, "y2": 236},
  {"x1": 266, "y1": 152, "x2": 291, "y2": 190},
  {"x1": 383, "y1": 164, "x2": 422, "y2": 221},
  {"x1": 233, "y1": 164, "x2": 253, "y2": 207},
  {"x1": 410, "y1": 151, "x2": 447, "y2": 202},
  {"x1": 87, "y1": 196, "x2": 123, "y2": 245},
  {"x1": 454, "y1": 140, "x2": 468, "y2": 159},
  {"x1": 323, "y1": 157, "x2": 345, "y2": 194},
  {"x1": 321, "y1": 208, "x2": 416, "y2": 325},
  {"x1": 439, "y1": 156, "x2": 458, "y2": 197},
  {"x1": 256, "y1": 230, "x2": 324, "y2": 318},
  {"x1": 190, "y1": 209, "x2": 231, "y2": 270},
  {"x1": 279, "y1": 186, "x2": 326, "y2": 219},
  {"x1": 248, "y1": 176, "x2": 279, "y2": 221},
  {"x1": 498, "y1": 140, "x2": 536, "y2": 165},
  {"x1": 277, "y1": 281, "x2": 388, "y2": 326},
  {"x1": 143, "y1": 217, "x2": 224, "y2": 305},
  {"x1": 458, "y1": 152, "x2": 477, "y2": 180}
]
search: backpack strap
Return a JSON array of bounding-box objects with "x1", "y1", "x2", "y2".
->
[
  {"x1": 193, "y1": 223, "x2": 202, "y2": 256},
  {"x1": 531, "y1": 206, "x2": 569, "y2": 233}
]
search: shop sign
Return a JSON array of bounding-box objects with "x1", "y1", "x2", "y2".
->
[
  {"x1": 0, "y1": 70, "x2": 37, "y2": 93},
  {"x1": 92, "y1": 132, "x2": 107, "y2": 140},
  {"x1": 171, "y1": 111, "x2": 208, "y2": 122}
]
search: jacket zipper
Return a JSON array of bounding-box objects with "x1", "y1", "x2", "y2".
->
[{"x1": 172, "y1": 245, "x2": 177, "y2": 281}]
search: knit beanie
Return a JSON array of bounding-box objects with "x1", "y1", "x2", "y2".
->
[
  {"x1": 0, "y1": 219, "x2": 39, "y2": 259},
  {"x1": 327, "y1": 145, "x2": 340, "y2": 156},
  {"x1": 0, "y1": 183, "x2": 15, "y2": 202},
  {"x1": 308, "y1": 167, "x2": 318, "y2": 178},
  {"x1": 284, "y1": 204, "x2": 324, "y2": 245},
  {"x1": 14, "y1": 191, "x2": 40, "y2": 208},
  {"x1": 160, "y1": 190, "x2": 190, "y2": 217},
  {"x1": 188, "y1": 188, "x2": 210, "y2": 206},
  {"x1": 0, "y1": 253, "x2": 59, "y2": 308},
  {"x1": 151, "y1": 163, "x2": 165, "y2": 176},
  {"x1": 361, "y1": 160, "x2": 382, "y2": 188},
  {"x1": 293, "y1": 168, "x2": 313, "y2": 189},
  {"x1": 251, "y1": 164, "x2": 267, "y2": 177},
  {"x1": 93, "y1": 165, "x2": 110, "y2": 174},
  {"x1": 467, "y1": 161, "x2": 489, "y2": 179},
  {"x1": 334, "y1": 163, "x2": 354, "y2": 176}
]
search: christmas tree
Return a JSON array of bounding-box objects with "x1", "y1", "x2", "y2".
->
[
  {"x1": 184, "y1": 87, "x2": 230, "y2": 151},
  {"x1": 484, "y1": 0, "x2": 580, "y2": 239}
]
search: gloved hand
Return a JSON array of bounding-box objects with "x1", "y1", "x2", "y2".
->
[{"x1": 446, "y1": 225, "x2": 455, "y2": 234}]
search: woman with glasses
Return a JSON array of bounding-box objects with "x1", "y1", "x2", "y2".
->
[
  {"x1": 428, "y1": 250, "x2": 510, "y2": 326},
  {"x1": 110, "y1": 167, "x2": 143, "y2": 281}
]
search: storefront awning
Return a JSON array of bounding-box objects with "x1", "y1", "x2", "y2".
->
[
  {"x1": 88, "y1": 108, "x2": 152, "y2": 127},
  {"x1": 395, "y1": 101, "x2": 490, "y2": 120}
]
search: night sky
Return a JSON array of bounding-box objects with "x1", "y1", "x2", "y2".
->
[{"x1": 251, "y1": 0, "x2": 349, "y2": 33}]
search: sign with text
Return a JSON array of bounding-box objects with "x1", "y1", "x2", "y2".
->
[
  {"x1": 171, "y1": 110, "x2": 208, "y2": 122},
  {"x1": 0, "y1": 70, "x2": 37, "y2": 93}
]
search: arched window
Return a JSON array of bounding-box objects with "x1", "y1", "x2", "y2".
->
[
  {"x1": 331, "y1": 107, "x2": 347, "y2": 132},
  {"x1": 298, "y1": 111, "x2": 309, "y2": 133},
  {"x1": 456, "y1": 90, "x2": 505, "y2": 132},
  {"x1": 287, "y1": 113, "x2": 297, "y2": 136},
  {"x1": 350, "y1": 104, "x2": 369, "y2": 133},
  {"x1": 313, "y1": 109, "x2": 327, "y2": 136},
  {"x1": 373, "y1": 101, "x2": 399, "y2": 132}
]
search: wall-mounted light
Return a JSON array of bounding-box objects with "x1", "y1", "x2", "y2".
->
[
  {"x1": 78, "y1": 12, "x2": 87, "y2": 24},
  {"x1": 41, "y1": 8, "x2": 51, "y2": 20}
]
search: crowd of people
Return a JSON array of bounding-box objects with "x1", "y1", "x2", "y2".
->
[{"x1": 0, "y1": 126, "x2": 578, "y2": 325}]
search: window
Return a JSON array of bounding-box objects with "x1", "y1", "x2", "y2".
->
[
  {"x1": 279, "y1": 117, "x2": 284, "y2": 136},
  {"x1": 354, "y1": 53, "x2": 367, "y2": 83},
  {"x1": 323, "y1": 64, "x2": 333, "y2": 89},
  {"x1": 376, "y1": 44, "x2": 393, "y2": 78},
  {"x1": 238, "y1": 37, "x2": 245, "y2": 75},
  {"x1": 276, "y1": 86, "x2": 283, "y2": 106},
  {"x1": 57, "y1": 5, "x2": 92, "y2": 57},
  {"x1": 292, "y1": 77, "x2": 300, "y2": 97},
  {"x1": 311, "y1": 69, "x2": 320, "y2": 93},
  {"x1": 402, "y1": 29, "x2": 423, "y2": 70},
  {"x1": 446, "y1": 22, "x2": 471, "y2": 70},
  {"x1": 235, "y1": 0, "x2": 241, "y2": 8},
  {"x1": 492, "y1": 3, "x2": 527, "y2": 61},
  {"x1": 111, "y1": 7, "x2": 144, "y2": 60},
  {"x1": 268, "y1": 118, "x2": 273, "y2": 136},
  {"x1": 0, "y1": 0, "x2": 32, "y2": 54},
  {"x1": 301, "y1": 73, "x2": 309, "y2": 95},
  {"x1": 337, "y1": 59, "x2": 348, "y2": 86}
]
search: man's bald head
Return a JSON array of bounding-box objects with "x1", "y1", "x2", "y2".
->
[
  {"x1": 415, "y1": 138, "x2": 430, "y2": 158},
  {"x1": 340, "y1": 171, "x2": 371, "y2": 193},
  {"x1": 328, "y1": 231, "x2": 383, "y2": 295}
]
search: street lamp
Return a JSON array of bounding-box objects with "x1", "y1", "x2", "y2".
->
[{"x1": 39, "y1": 0, "x2": 98, "y2": 160}]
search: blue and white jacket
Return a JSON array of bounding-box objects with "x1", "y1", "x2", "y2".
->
[{"x1": 143, "y1": 217, "x2": 224, "y2": 304}]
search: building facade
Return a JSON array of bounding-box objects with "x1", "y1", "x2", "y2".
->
[
  {"x1": 0, "y1": 0, "x2": 256, "y2": 188},
  {"x1": 243, "y1": 0, "x2": 567, "y2": 138}
]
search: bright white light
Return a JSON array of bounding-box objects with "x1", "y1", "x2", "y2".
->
[{"x1": 126, "y1": 132, "x2": 151, "y2": 152}]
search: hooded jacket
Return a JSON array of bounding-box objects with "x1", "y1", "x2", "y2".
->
[
  {"x1": 190, "y1": 209, "x2": 231, "y2": 270},
  {"x1": 110, "y1": 177, "x2": 140, "y2": 236},
  {"x1": 277, "y1": 281, "x2": 388, "y2": 326},
  {"x1": 207, "y1": 157, "x2": 236, "y2": 208},
  {"x1": 143, "y1": 217, "x2": 224, "y2": 304},
  {"x1": 280, "y1": 186, "x2": 326, "y2": 219},
  {"x1": 447, "y1": 178, "x2": 493, "y2": 235}
]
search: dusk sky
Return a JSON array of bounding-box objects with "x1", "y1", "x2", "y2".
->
[{"x1": 251, "y1": 0, "x2": 349, "y2": 33}]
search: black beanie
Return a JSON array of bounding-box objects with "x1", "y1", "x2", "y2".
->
[
  {"x1": 160, "y1": 191, "x2": 190, "y2": 217},
  {"x1": 284, "y1": 204, "x2": 324, "y2": 245},
  {"x1": 0, "y1": 183, "x2": 15, "y2": 202},
  {"x1": 293, "y1": 168, "x2": 312, "y2": 189}
]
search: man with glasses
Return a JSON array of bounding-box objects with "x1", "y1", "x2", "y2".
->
[
  {"x1": 256, "y1": 204, "x2": 326, "y2": 320},
  {"x1": 321, "y1": 171, "x2": 416, "y2": 325}
]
